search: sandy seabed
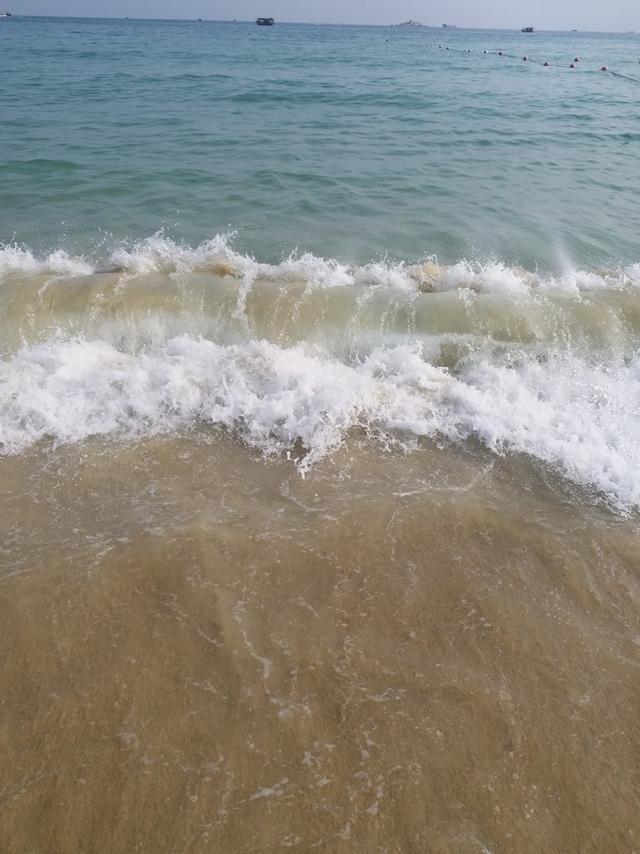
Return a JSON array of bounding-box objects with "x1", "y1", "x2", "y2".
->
[{"x1": 1, "y1": 434, "x2": 638, "y2": 853}]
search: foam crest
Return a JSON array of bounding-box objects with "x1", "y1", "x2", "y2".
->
[
  {"x1": 0, "y1": 244, "x2": 94, "y2": 278},
  {"x1": 110, "y1": 236, "x2": 361, "y2": 291},
  {"x1": 1, "y1": 335, "x2": 639, "y2": 509},
  {"x1": 0, "y1": 337, "x2": 448, "y2": 469},
  {"x1": 411, "y1": 260, "x2": 535, "y2": 294},
  {"x1": 101, "y1": 238, "x2": 640, "y2": 297},
  {"x1": 446, "y1": 352, "x2": 640, "y2": 510},
  {"x1": 410, "y1": 260, "x2": 640, "y2": 295},
  {"x1": 2, "y1": 235, "x2": 640, "y2": 297},
  {"x1": 109, "y1": 233, "x2": 244, "y2": 277}
]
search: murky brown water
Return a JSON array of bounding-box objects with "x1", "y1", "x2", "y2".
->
[{"x1": 1, "y1": 435, "x2": 638, "y2": 853}]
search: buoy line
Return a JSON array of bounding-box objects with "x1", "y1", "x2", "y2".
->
[{"x1": 424, "y1": 43, "x2": 640, "y2": 82}]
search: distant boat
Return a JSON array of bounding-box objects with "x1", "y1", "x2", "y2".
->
[
  {"x1": 521, "y1": 26, "x2": 534, "y2": 33},
  {"x1": 256, "y1": 17, "x2": 274, "y2": 26},
  {"x1": 0, "y1": 11, "x2": 12, "y2": 17},
  {"x1": 395, "y1": 20, "x2": 423, "y2": 27},
  {"x1": 442, "y1": 24, "x2": 457, "y2": 29}
]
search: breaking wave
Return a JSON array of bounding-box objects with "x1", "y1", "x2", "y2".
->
[
  {"x1": 2, "y1": 233, "x2": 640, "y2": 294},
  {"x1": 1, "y1": 234, "x2": 639, "y2": 511}
]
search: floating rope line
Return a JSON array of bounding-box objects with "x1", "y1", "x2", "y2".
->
[
  {"x1": 424, "y1": 43, "x2": 640, "y2": 82},
  {"x1": 611, "y1": 70, "x2": 640, "y2": 82}
]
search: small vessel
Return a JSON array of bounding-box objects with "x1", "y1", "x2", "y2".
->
[
  {"x1": 521, "y1": 26, "x2": 534, "y2": 33},
  {"x1": 396, "y1": 20, "x2": 423, "y2": 27},
  {"x1": 442, "y1": 24, "x2": 457, "y2": 29},
  {"x1": 0, "y1": 11, "x2": 13, "y2": 17},
  {"x1": 256, "y1": 17, "x2": 274, "y2": 26}
]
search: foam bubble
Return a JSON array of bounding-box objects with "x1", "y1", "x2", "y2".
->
[
  {"x1": 1, "y1": 334, "x2": 639, "y2": 509},
  {"x1": 0, "y1": 337, "x2": 446, "y2": 469},
  {"x1": 444, "y1": 351, "x2": 640, "y2": 509},
  {"x1": 0, "y1": 244, "x2": 94, "y2": 278}
]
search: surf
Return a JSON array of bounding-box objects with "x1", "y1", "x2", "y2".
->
[{"x1": 1, "y1": 235, "x2": 639, "y2": 511}]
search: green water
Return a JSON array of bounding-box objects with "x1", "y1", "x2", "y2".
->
[{"x1": 1, "y1": 17, "x2": 639, "y2": 268}]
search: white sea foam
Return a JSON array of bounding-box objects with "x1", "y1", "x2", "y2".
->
[
  {"x1": 0, "y1": 245, "x2": 94, "y2": 278},
  {"x1": 0, "y1": 338, "x2": 447, "y2": 467},
  {"x1": 101, "y1": 238, "x2": 640, "y2": 295},
  {"x1": 2, "y1": 234, "x2": 639, "y2": 295},
  {"x1": 1, "y1": 334, "x2": 639, "y2": 509},
  {"x1": 441, "y1": 352, "x2": 640, "y2": 509}
]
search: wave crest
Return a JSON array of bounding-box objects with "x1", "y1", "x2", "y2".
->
[{"x1": 1, "y1": 233, "x2": 639, "y2": 295}]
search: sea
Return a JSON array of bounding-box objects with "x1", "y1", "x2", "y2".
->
[{"x1": 1, "y1": 16, "x2": 639, "y2": 853}]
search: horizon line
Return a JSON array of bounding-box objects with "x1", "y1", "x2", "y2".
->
[{"x1": 5, "y1": 14, "x2": 635, "y2": 35}]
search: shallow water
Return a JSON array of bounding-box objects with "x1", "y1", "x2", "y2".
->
[
  {"x1": 1, "y1": 252, "x2": 640, "y2": 851},
  {"x1": 1, "y1": 15, "x2": 640, "y2": 854},
  {"x1": 1, "y1": 436, "x2": 639, "y2": 852},
  {"x1": 2, "y1": 245, "x2": 640, "y2": 510}
]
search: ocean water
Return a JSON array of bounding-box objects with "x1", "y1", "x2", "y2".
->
[
  {"x1": 2, "y1": 17, "x2": 640, "y2": 266},
  {"x1": 1, "y1": 17, "x2": 640, "y2": 854}
]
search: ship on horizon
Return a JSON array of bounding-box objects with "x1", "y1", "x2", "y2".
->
[{"x1": 256, "y1": 17, "x2": 275, "y2": 26}]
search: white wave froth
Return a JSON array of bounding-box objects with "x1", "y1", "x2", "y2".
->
[
  {"x1": 2, "y1": 234, "x2": 640, "y2": 295},
  {"x1": 0, "y1": 245, "x2": 94, "y2": 278},
  {"x1": 1, "y1": 335, "x2": 639, "y2": 510},
  {"x1": 0, "y1": 338, "x2": 448, "y2": 468}
]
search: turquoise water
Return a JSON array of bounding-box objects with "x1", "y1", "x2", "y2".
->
[{"x1": 1, "y1": 16, "x2": 639, "y2": 268}]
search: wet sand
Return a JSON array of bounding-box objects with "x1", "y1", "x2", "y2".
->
[{"x1": 1, "y1": 435, "x2": 638, "y2": 852}]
